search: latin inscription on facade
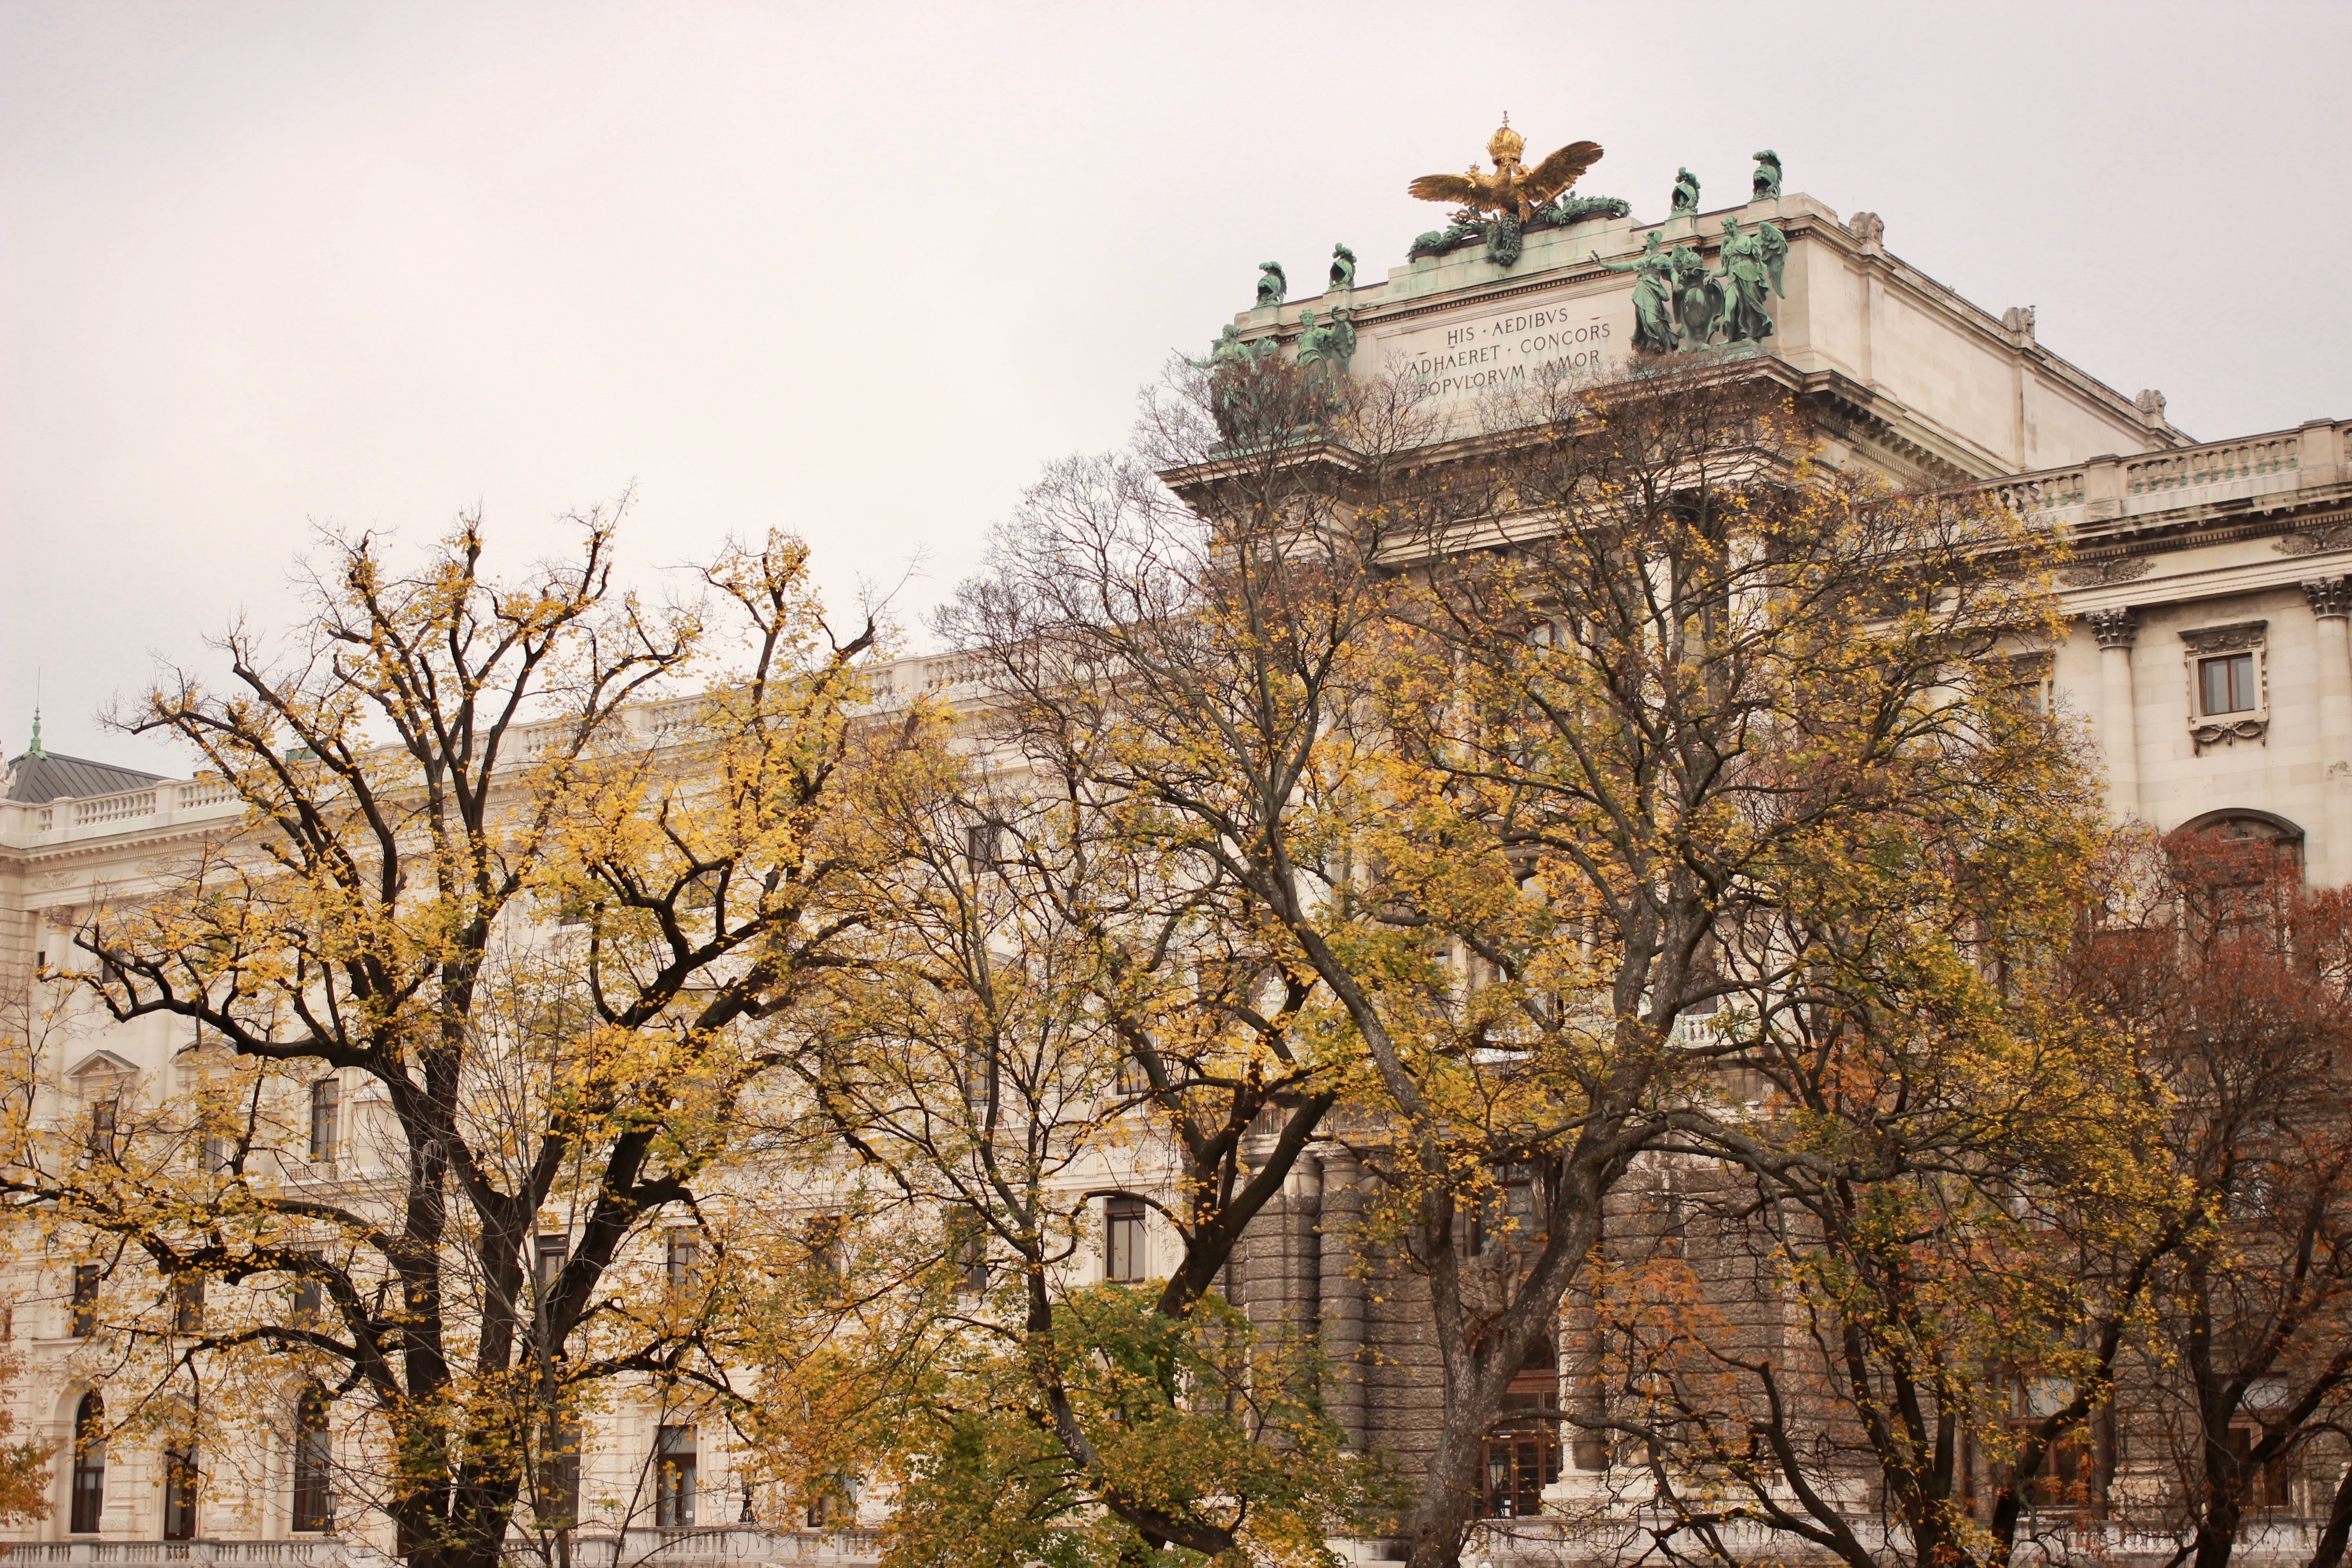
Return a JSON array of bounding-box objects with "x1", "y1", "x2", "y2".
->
[{"x1": 1377, "y1": 282, "x2": 1633, "y2": 411}]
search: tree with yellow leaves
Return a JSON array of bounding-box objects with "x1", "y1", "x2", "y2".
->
[
  {"x1": 0, "y1": 512, "x2": 923, "y2": 1568},
  {"x1": 943, "y1": 353, "x2": 2101, "y2": 1568}
]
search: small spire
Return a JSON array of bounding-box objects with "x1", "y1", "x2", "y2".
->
[{"x1": 26, "y1": 671, "x2": 43, "y2": 760}]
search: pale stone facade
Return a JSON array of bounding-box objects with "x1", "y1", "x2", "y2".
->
[{"x1": 2, "y1": 172, "x2": 2346, "y2": 1566}]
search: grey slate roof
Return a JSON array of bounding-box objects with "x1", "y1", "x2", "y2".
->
[{"x1": 3, "y1": 750, "x2": 168, "y2": 804}]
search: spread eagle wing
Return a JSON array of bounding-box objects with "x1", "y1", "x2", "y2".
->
[
  {"x1": 1520, "y1": 140, "x2": 1605, "y2": 205},
  {"x1": 1408, "y1": 172, "x2": 1487, "y2": 206},
  {"x1": 1757, "y1": 221, "x2": 1788, "y2": 296}
]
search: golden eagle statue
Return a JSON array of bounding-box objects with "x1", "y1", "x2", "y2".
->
[{"x1": 1408, "y1": 118, "x2": 1605, "y2": 223}]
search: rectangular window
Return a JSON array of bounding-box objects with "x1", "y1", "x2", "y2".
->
[
  {"x1": 2200, "y1": 652, "x2": 2256, "y2": 715},
  {"x1": 537, "y1": 1235, "x2": 569, "y2": 1290},
  {"x1": 1104, "y1": 1196, "x2": 1146, "y2": 1283},
  {"x1": 2228, "y1": 1425, "x2": 2291, "y2": 1510},
  {"x1": 653, "y1": 1426, "x2": 696, "y2": 1528},
  {"x1": 665, "y1": 1230, "x2": 701, "y2": 1294},
  {"x1": 87, "y1": 1099, "x2": 119, "y2": 1161},
  {"x1": 805, "y1": 1214, "x2": 843, "y2": 1285},
  {"x1": 70, "y1": 1262, "x2": 99, "y2": 1338},
  {"x1": 1479, "y1": 1430, "x2": 1561, "y2": 1519},
  {"x1": 289, "y1": 1257, "x2": 322, "y2": 1323},
  {"x1": 308, "y1": 1078, "x2": 338, "y2": 1162},
  {"x1": 200, "y1": 1132, "x2": 233, "y2": 1174},
  {"x1": 172, "y1": 1275, "x2": 205, "y2": 1334},
  {"x1": 163, "y1": 1447, "x2": 199, "y2": 1540},
  {"x1": 949, "y1": 1210, "x2": 988, "y2": 1294},
  {"x1": 965, "y1": 822, "x2": 1002, "y2": 870},
  {"x1": 537, "y1": 1412, "x2": 582, "y2": 1530},
  {"x1": 290, "y1": 1390, "x2": 333, "y2": 1532}
]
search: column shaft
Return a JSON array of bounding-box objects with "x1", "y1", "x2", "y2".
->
[
  {"x1": 1318, "y1": 1150, "x2": 1367, "y2": 1450},
  {"x1": 2088, "y1": 608, "x2": 2141, "y2": 819},
  {"x1": 2303, "y1": 579, "x2": 2352, "y2": 886}
]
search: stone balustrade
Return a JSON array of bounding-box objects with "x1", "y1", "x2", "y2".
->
[
  {"x1": 0, "y1": 1544, "x2": 352, "y2": 1566},
  {"x1": 2125, "y1": 433, "x2": 2301, "y2": 494},
  {"x1": 1962, "y1": 419, "x2": 2348, "y2": 522},
  {"x1": 0, "y1": 779, "x2": 249, "y2": 848},
  {"x1": 538, "y1": 1529, "x2": 881, "y2": 1568},
  {"x1": 0, "y1": 1534, "x2": 882, "y2": 1568}
]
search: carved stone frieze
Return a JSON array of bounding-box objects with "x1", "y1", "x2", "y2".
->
[
  {"x1": 2190, "y1": 715, "x2": 2267, "y2": 750},
  {"x1": 2179, "y1": 619, "x2": 2268, "y2": 655},
  {"x1": 2059, "y1": 555, "x2": 2155, "y2": 588},
  {"x1": 2180, "y1": 620, "x2": 2270, "y2": 754},
  {"x1": 2273, "y1": 523, "x2": 2352, "y2": 556}
]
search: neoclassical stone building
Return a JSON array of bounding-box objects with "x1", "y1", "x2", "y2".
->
[{"x1": 3, "y1": 142, "x2": 2346, "y2": 1564}]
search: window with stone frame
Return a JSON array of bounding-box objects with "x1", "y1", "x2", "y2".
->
[
  {"x1": 307, "y1": 1077, "x2": 339, "y2": 1162},
  {"x1": 1479, "y1": 1336, "x2": 1563, "y2": 1518},
  {"x1": 2228, "y1": 1422, "x2": 2293, "y2": 1512},
  {"x1": 653, "y1": 1425, "x2": 696, "y2": 1528},
  {"x1": 2010, "y1": 1379, "x2": 2111, "y2": 1516},
  {"x1": 290, "y1": 1386, "x2": 333, "y2": 1533},
  {"x1": 804, "y1": 1213, "x2": 844, "y2": 1288},
  {"x1": 171, "y1": 1274, "x2": 204, "y2": 1334},
  {"x1": 84, "y1": 1097, "x2": 119, "y2": 1164},
  {"x1": 1468, "y1": 1164, "x2": 1538, "y2": 1257},
  {"x1": 162, "y1": 1445, "x2": 199, "y2": 1540},
  {"x1": 1998, "y1": 649, "x2": 2057, "y2": 715},
  {"x1": 69, "y1": 1262, "x2": 99, "y2": 1338},
  {"x1": 69, "y1": 1392, "x2": 105, "y2": 1534},
  {"x1": 665, "y1": 1228, "x2": 701, "y2": 1294},
  {"x1": 2180, "y1": 620, "x2": 2269, "y2": 752},
  {"x1": 946, "y1": 1207, "x2": 989, "y2": 1294},
  {"x1": 1103, "y1": 1196, "x2": 1147, "y2": 1283}
]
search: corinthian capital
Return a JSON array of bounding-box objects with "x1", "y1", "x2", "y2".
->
[
  {"x1": 2303, "y1": 576, "x2": 2352, "y2": 620},
  {"x1": 2086, "y1": 607, "x2": 2140, "y2": 649}
]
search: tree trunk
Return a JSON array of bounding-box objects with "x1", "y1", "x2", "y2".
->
[
  {"x1": 2193, "y1": 1488, "x2": 2241, "y2": 1568},
  {"x1": 2308, "y1": 1455, "x2": 2352, "y2": 1568},
  {"x1": 1399, "y1": 1421, "x2": 1487, "y2": 1568}
]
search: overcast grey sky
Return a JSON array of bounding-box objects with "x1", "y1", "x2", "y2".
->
[{"x1": 5, "y1": 0, "x2": 2346, "y2": 774}]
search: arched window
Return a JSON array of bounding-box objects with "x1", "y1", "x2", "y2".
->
[
  {"x1": 69, "y1": 1392, "x2": 104, "y2": 1534},
  {"x1": 289, "y1": 1387, "x2": 332, "y2": 1533},
  {"x1": 2166, "y1": 812, "x2": 2305, "y2": 929},
  {"x1": 2170, "y1": 810, "x2": 2304, "y2": 876}
]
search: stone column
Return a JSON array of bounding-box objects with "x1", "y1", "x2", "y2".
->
[
  {"x1": 2303, "y1": 577, "x2": 2352, "y2": 887},
  {"x1": 2087, "y1": 608, "x2": 2142, "y2": 819},
  {"x1": 1242, "y1": 1176, "x2": 1287, "y2": 1337},
  {"x1": 1317, "y1": 1149, "x2": 1367, "y2": 1450},
  {"x1": 1289, "y1": 1155, "x2": 1323, "y2": 1338}
]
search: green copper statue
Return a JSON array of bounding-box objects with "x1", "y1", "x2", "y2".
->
[
  {"x1": 1187, "y1": 324, "x2": 1280, "y2": 441},
  {"x1": 1671, "y1": 167, "x2": 1700, "y2": 216},
  {"x1": 1296, "y1": 306, "x2": 1358, "y2": 375},
  {"x1": 1590, "y1": 233, "x2": 1676, "y2": 355},
  {"x1": 1670, "y1": 243, "x2": 1721, "y2": 346},
  {"x1": 1751, "y1": 150, "x2": 1782, "y2": 200},
  {"x1": 1715, "y1": 217, "x2": 1787, "y2": 342},
  {"x1": 1256, "y1": 261, "x2": 1286, "y2": 309},
  {"x1": 1329, "y1": 244, "x2": 1357, "y2": 290}
]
